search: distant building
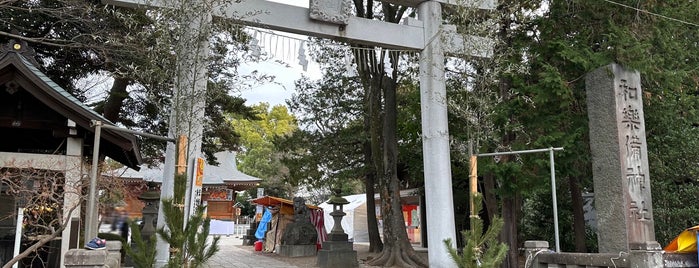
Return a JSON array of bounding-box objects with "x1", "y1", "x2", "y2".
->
[{"x1": 105, "y1": 151, "x2": 262, "y2": 221}]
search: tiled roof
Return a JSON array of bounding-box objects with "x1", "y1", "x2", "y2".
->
[{"x1": 105, "y1": 151, "x2": 262, "y2": 186}]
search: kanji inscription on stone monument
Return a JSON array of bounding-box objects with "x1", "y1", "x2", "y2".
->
[{"x1": 586, "y1": 63, "x2": 659, "y2": 253}]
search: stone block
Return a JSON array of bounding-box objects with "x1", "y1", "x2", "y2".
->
[
  {"x1": 309, "y1": 0, "x2": 351, "y2": 25},
  {"x1": 321, "y1": 240, "x2": 353, "y2": 251},
  {"x1": 105, "y1": 241, "x2": 122, "y2": 268},
  {"x1": 278, "y1": 244, "x2": 317, "y2": 257},
  {"x1": 64, "y1": 249, "x2": 107, "y2": 267},
  {"x1": 663, "y1": 252, "x2": 699, "y2": 268},
  {"x1": 317, "y1": 248, "x2": 358, "y2": 268},
  {"x1": 104, "y1": 256, "x2": 119, "y2": 268},
  {"x1": 630, "y1": 249, "x2": 662, "y2": 268},
  {"x1": 524, "y1": 240, "x2": 549, "y2": 249},
  {"x1": 327, "y1": 232, "x2": 348, "y2": 241},
  {"x1": 105, "y1": 240, "x2": 121, "y2": 251}
]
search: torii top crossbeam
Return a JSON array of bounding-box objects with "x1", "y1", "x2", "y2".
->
[{"x1": 104, "y1": 0, "x2": 493, "y2": 56}]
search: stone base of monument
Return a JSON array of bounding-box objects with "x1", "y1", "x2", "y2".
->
[
  {"x1": 317, "y1": 241, "x2": 358, "y2": 268},
  {"x1": 523, "y1": 240, "x2": 699, "y2": 267},
  {"x1": 242, "y1": 221, "x2": 259, "y2": 246},
  {"x1": 278, "y1": 244, "x2": 317, "y2": 257},
  {"x1": 630, "y1": 241, "x2": 663, "y2": 267}
]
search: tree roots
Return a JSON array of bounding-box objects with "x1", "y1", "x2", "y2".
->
[{"x1": 366, "y1": 247, "x2": 428, "y2": 268}]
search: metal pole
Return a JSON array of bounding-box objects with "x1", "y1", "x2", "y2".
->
[
  {"x1": 475, "y1": 146, "x2": 564, "y2": 252},
  {"x1": 81, "y1": 120, "x2": 174, "y2": 246},
  {"x1": 85, "y1": 120, "x2": 102, "y2": 244},
  {"x1": 550, "y1": 147, "x2": 560, "y2": 252},
  {"x1": 476, "y1": 147, "x2": 564, "y2": 157}
]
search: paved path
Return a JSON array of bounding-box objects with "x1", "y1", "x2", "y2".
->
[
  {"x1": 102, "y1": 223, "x2": 299, "y2": 267},
  {"x1": 203, "y1": 236, "x2": 300, "y2": 268}
]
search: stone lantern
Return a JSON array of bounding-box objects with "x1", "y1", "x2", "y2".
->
[
  {"x1": 138, "y1": 182, "x2": 160, "y2": 241},
  {"x1": 317, "y1": 189, "x2": 358, "y2": 268},
  {"x1": 327, "y1": 189, "x2": 350, "y2": 241}
]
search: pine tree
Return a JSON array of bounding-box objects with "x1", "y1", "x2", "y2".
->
[
  {"x1": 444, "y1": 194, "x2": 508, "y2": 268},
  {"x1": 157, "y1": 173, "x2": 220, "y2": 268},
  {"x1": 123, "y1": 221, "x2": 157, "y2": 268}
]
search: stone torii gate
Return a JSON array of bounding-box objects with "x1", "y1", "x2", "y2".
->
[{"x1": 104, "y1": 0, "x2": 494, "y2": 267}]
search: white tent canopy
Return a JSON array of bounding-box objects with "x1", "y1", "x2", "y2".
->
[{"x1": 318, "y1": 194, "x2": 369, "y2": 242}]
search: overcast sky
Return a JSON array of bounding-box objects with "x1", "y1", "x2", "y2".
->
[{"x1": 238, "y1": 43, "x2": 320, "y2": 107}]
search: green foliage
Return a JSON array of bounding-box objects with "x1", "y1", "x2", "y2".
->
[
  {"x1": 445, "y1": 0, "x2": 699, "y2": 253},
  {"x1": 520, "y1": 188, "x2": 598, "y2": 252},
  {"x1": 235, "y1": 191, "x2": 256, "y2": 217},
  {"x1": 444, "y1": 194, "x2": 508, "y2": 268},
  {"x1": 230, "y1": 103, "x2": 298, "y2": 198},
  {"x1": 646, "y1": 90, "x2": 699, "y2": 244},
  {"x1": 522, "y1": 0, "x2": 699, "y2": 250},
  {"x1": 652, "y1": 181, "x2": 699, "y2": 245},
  {"x1": 157, "y1": 173, "x2": 220, "y2": 268},
  {"x1": 123, "y1": 221, "x2": 157, "y2": 268}
]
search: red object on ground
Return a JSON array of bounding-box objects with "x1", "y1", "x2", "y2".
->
[{"x1": 254, "y1": 240, "x2": 263, "y2": 251}]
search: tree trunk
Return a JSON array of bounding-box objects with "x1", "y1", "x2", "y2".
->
[
  {"x1": 102, "y1": 77, "x2": 131, "y2": 123},
  {"x1": 569, "y1": 175, "x2": 587, "y2": 252},
  {"x1": 352, "y1": 2, "x2": 412, "y2": 264},
  {"x1": 365, "y1": 178, "x2": 383, "y2": 253},
  {"x1": 364, "y1": 89, "x2": 383, "y2": 253},
  {"x1": 483, "y1": 173, "x2": 498, "y2": 221},
  {"x1": 500, "y1": 195, "x2": 520, "y2": 268},
  {"x1": 496, "y1": 3, "x2": 518, "y2": 262},
  {"x1": 367, "y1": 72, "x2": 426, "y2": 268}
]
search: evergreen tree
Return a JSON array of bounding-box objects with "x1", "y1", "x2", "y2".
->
[
  {"x1": 444, "y1": 194, "x2": 508, "y2": 268},
  {"x1": 157, "y1": 173, "x2": 220, "y2": 268},
  {"x1": 123, "y1": 220, "x2": 157, "y2": 268}
]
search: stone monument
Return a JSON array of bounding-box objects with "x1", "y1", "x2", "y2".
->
[
  {"x1": 278, "y1": 197, "x2": 318, "y2": 257},
  {"x1": 586, "y1": 63, "x2": 661, "y2": 265}
]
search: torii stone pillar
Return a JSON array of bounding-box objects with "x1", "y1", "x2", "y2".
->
[
  {"x1": 419, "y1": 2, "x2": 457, "y2": 266},
  {"x1": 104, "y1": 1, "x2": 494, "y2": 267},
  {"x1": 152, "y1": 6, "x2": 212, "y2": 266}
]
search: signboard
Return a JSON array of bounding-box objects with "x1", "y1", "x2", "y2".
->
[
  {"x1": 208, "y1": 189, "x2": 233, "y2": 201},
  {"x1": 187, "y1": 157, "x2": 205, "y2": 220},
  {"x1": 255, "y1": 187, "x2": 264, "y2": 221}
]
